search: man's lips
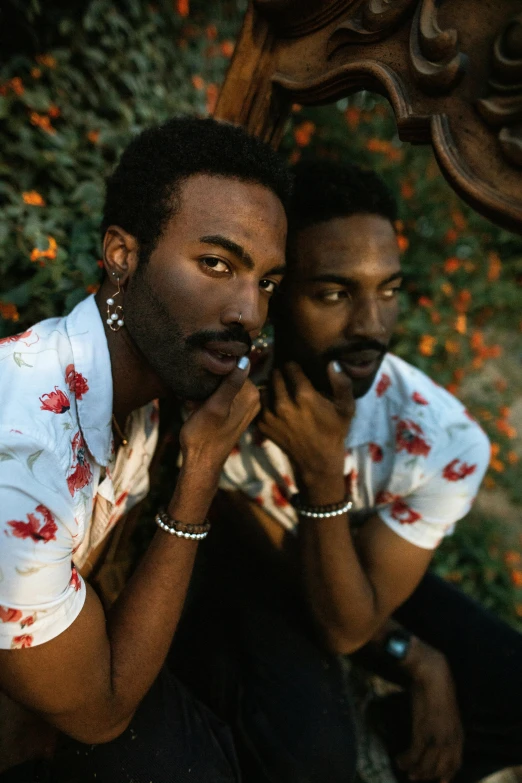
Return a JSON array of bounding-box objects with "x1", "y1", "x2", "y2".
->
[
  {"x1": 338, "y1": 349, "x2": 384, "y2": 379},
  {"x1": 197, "y1": 340, "x2": 250, "y2": 376}
]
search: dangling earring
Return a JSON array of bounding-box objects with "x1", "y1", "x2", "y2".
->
[{"x1": 106, "y1": 276, "x2": 124, "y2": 331}]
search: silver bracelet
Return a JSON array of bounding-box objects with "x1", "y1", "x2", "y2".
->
[
  {"x1": 155, "y1": 513, "x2": 209, "y2": 540},
  {"x1": 290, "y1": 494, "x2": 353, "y2": 519}
]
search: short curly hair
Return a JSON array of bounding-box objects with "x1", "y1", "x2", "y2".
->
[
  {"x1": 102, "y1": 116, "x2": 293, "y2": 262},
  {"x1": 289, "y1": 159, "x2": 397, "y2": 234}
]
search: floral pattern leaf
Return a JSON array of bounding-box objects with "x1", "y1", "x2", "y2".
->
[
  {"x1": 13, "y1": 352, "x2": 32, "y2": 368},
  {"x1": 0, "y1": 452, "x2": 14, "y2": 461},
  {"x1": 27, "y1": 449, "x2": 43, "y2": 471}
]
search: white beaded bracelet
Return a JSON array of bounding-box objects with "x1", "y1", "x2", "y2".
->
[
  {"x1": 290, "y1": 497, "x2": 353, "y2": 519},
  {"x1": 155, "y1": 514, "x2": 209, "y2": 540}
]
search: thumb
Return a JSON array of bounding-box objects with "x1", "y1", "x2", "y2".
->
[
  {"x1": 327, "y1": 361, "x2": 355, "y2": 419},
  {"x1": 205, "y1": 355, "x2": 251, "y2": 417}
]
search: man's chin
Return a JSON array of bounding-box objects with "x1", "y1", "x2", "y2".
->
[{"x1": 160, "y1": 367, "x2": 222, "y2": 402}]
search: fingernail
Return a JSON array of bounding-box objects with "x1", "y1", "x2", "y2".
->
[
  {"x1": 237, "y1": 356, "x2": 249, "y2": 370},
  {"x1": 332, "y1": 360, "x2": 342, "y2": 373}
]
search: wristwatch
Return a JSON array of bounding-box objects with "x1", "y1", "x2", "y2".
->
[{"x1": 383, "y1": 629, "x2": 412, "y2": 662}]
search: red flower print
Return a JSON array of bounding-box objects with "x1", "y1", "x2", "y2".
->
[
  {"x1": 7, "y1": 504, "x2": 57, "y2": 543},
  {"x1": 70, "y1": 566, "x2": 81, "y2": 592},
  {"x1": 395, "y1": 419, "x2": 431, "y2": 457},
  {"x1": 65, "y1": 364, "x2": 89, "y2": 400},
  {"x1": 0, "y1": 329, "x2": 38, "y2": 347},
  {"x1": 21, "y1": 615, "x2": 35, "y2": 628},
  {"x1": 412, "y1": 392, "x2": 428, "y2": 405},
  {"x1": 0, "y1": 606, "x2": 22, "y2": 623},
  {"x1": 67, "y1": 431, "x2": 92, "y2": 496},
  {"x1": 376, "y1": 373, "x2": 391, "y2": 397},
  {"x1": 442, "y1": 459, "x2": 477, "y2": 481},
  {"x1": 11, "y1": 634, "x2": 33, "y2": 649},
  {"x1": 390, "y1": 498, "x2": 422, "y2": 525},
  {"x1": 369, "y1": 443, "x2": 384, "y2": 462},
  {"x1": 272, "y1": 481, "x2": 290, "y2": 508},
  {"x1": 40, "y1": 386, "x2": 70, "y2": 414},
  {"x1": 375, "y1": 490, "x2": 399, "y2": 506}
]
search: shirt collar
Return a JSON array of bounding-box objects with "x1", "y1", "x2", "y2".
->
[
  {"x1": 345, "y1": 361, "x2": 387, "y2": 448},
  {"x1": 65, "y1": 295, "x2": 113, "y2": 467}
]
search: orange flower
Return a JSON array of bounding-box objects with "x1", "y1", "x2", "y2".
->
[
  {"x1": 191, "y1": 74, "x2": 205, "y2": 91},
  {"x1": 445, "y1": 339, "x2": 459, "y2": 354},
  {"x1": 31, "y1": 67, "x2": 41, "y2": 79},
  {"x1": 444, "y1": 256, "x2": 460, "y2": 274},
  {"x1": 504, "y1": 551, "x2": 521, "y2": 566},
  {"x1": 446, "y1": 383, "x2": 459, "y2": 395},
  {"x1": 490, "y1": 458, "x2": 505, "y2": 473},
  {"x1": 454, "y1": 289, "x2": 471, "y2": 313},
  {"x1": 22, "y1": 191, "x2": 45, "y2": 207},
  {"x1": 508, "y1": 451, "x2": 519, "y2": 465},
  {"x1": 394, "y1": 220, "x2": 404, "y2": 233},
  {"x1": 294, "y1": 120, "x2": 316, "y2": 148},
  {"x1": 490, "y1": 443, "x2": 501, "y2": 458},
  {"x1": 205, "y1": 83, "x2": 219, "y2": 114},
  {"x1": 396, "y1": 235, "x2": 409, "y2": 253},
  {"x1": 30, "y1": 235, "x2": 57, "y2": 263},
  {"x1": 451, "y1": 210, "x2": 467, "y2": 231},
  {"x1": 455, "y1": 314, "x2": 467, "y2": 334},
  {"x1": 419, "y1": 334, "x2": 436, "y2": 356},
  {"x1": 441, "y1": 282, "x2": 453, "y2": 296},
  {"x1": 484, "y1": 475, "x2": 495, "y2": 490},
  {"x1": 418, "y1": 296, "x2": 433, "y2": 308},
  {"x1": 400, "y1": 181, "x2": 414, "y2": 199},
  {"x1": 291, "y1": 103, "x2": 302, "y2": 113},
  {"x1": 10, "y1": 77, "x2": 24, "y2": 96},
  {"x1": 85, "y1": 284, "x2": 99, "y2": 295},
  {"x1": 470, "y1": 330, "x2": 483, "y2": 350},
  {"x1": 30, "y1": 112, "x2": 56, "y2": 134},
  {"x1": 487, "y1": 251, "x2": 501, "y2": 282},
  {"x1": 36, "y1": 54, "x2": 57, "y2": 68},
  {"x1": 496, "y1": 420, "x2": 517, "y2": 439},
  {"x1": 0, "y1": 302, "x2": 20, "y2": 322},
  {"x1": 345, "y1": 107, "x2": 360, "y2": 129},
  {"x1": 430, "y1": 311, "x2": 441, "y2": 325},
  {"x1": 176, "y1": 0, "x2": 189, "y2": 16},
  {"x1": 220, "y1": 40, "x2": 234, "y2": 58},
  {"x1": 499, "y1": 405, "x2": 510, "y2": 419},
  {"x1": 511, "y1": 570, "x2": 522, "y2": 588},
  {"x1": 206, "y1": 23, "x2": 218, "y2": 40},
  {"x1": 87, "y1": 130, "x2": 100, "y2": 144},
  {"x1": 472, "y1": 356, "x2": 483, "y2": 370},
  {"x1": 444, "y1": 228, "x2": 458, "y2": 244},
  {"x1": 48, "y1": 104, "x2": 60, "y2": 118}
]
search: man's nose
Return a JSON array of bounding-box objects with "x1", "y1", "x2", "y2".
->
[
  {"x1": 220, "y1": 282, "x2": 264, "y2": 337},
  {"x1": 346, "y1": 296, "x2": 386, "y2": 340}
]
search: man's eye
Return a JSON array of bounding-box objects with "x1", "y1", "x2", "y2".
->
[
  {"x1": 320, "y1": 290, "x2": 349, "y2": 302},
  {"x1": 200, "y1": 257, "x2": 230, "y2": 274},
  {"x1": 382, "y1": 287, "x2": 401, "y2": 300},
  {"x1": 260, "y1": 279, "x2": 278, "y2": 295}
]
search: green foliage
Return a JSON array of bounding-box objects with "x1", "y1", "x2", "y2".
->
[{"x1": 2, "y1": 1, "x2": 522, "y2": 626}]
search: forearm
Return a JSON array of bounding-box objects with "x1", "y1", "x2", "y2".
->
[
  {"x1": 84, "y1": 463, "x2": 218, "y2": 740},
  {"x1": 298, "y1": 472, "x2": 380, "y2": 654}
]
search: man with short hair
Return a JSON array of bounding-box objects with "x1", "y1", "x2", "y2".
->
[
  {"x1": 0, "y1": 116, "x2": 290, "y2": 782},
  {"x1": 174, "y1": 160, "x2": 522, "y2": 783}
]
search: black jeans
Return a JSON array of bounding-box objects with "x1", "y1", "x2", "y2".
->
[
  {"x1": 0, "y1": 667, "x2": 241, "y2": 783},
  {"x1": 173, "y1": 525, "x2": 522, "y2": 783}
]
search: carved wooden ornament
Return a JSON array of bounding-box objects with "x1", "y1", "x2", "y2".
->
[{"x1": 215, "y1": 0, "x2": 522, "y2": 235}]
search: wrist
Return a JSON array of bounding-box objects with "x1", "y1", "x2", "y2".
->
[
  {"x1": 296, "y1": 468, "x2": 346, "y2": 506},
  {"x1": 168, "y1": 462, "x2": 220, "y2": 523},
  {"x1": 401, "y1": 636, "x2": 446, "y2": 680}
]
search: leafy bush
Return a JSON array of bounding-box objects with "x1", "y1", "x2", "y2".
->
[{"x1": 2, "y1": 0, "x2": 521, "y2": 625}]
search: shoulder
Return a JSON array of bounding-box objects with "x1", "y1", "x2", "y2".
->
[{"x1": 0, "y1": 315, "x2": 78, "y2": 463}]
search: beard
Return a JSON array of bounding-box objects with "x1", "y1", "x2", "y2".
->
[{"x1": 124, "y1": 266, "x2": 252, "y2": 401}]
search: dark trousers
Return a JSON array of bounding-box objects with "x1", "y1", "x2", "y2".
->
[
  {"x1": 0, "y1": 667, "x2": 241, "y2": 783},
  {"x1": 173, "y1": 528, "x2": 522, "y2": 783}
]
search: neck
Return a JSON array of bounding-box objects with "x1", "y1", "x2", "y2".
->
[{"x1": 95, "y1": 281, "x2": 169, "y2": 422}]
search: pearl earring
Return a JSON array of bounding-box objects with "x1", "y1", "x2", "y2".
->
[{"x1": 106, "y1": 276, "x2": 124, "y2": 331}]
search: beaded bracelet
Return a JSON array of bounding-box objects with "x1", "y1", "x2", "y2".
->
[
  {"x1": 155, "y1": 509, "x2": 211, "y2": 540},
  {"x1": 290, "y1": 493, "x2": 353, "y2": 519}
]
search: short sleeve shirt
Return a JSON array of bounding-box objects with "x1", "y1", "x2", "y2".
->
[
  {"x1": 221, "y1": 353, "x2": 490, "y2": 549},
  {"x1": 0, "y1": 296, "x2": 158, "y2": 649}
]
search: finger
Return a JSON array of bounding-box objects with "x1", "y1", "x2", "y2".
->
[
  {"x1": 406, "y1": 741, "x2": 441, "y2": 781},
  {"x1": 327, "y1": 361, "x2": 355, "y2": 418},
  {"x1": 204, "y1": 356, "x2": 251, "y2": 418},
  {"x1": 271, "y1": 368, "x2": 292, "y2": 410},
  {"x1": 284, "y1": 361, "x2": 315, "y2": 402}
]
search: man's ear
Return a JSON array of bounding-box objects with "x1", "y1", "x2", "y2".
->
[{"x1": 102, "y1": 226, "x2": 139, "y2": 284}]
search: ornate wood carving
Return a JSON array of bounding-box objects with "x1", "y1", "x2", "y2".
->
[
  {"x1": 214, "y1": 0, "x2": 522, "y2": 234},
  {"x1": 476, "y1": 12, "x2": 522, "y2": 167}
]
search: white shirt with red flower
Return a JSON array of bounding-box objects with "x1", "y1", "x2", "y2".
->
[
  {"x1": 221, "y1": 352, "x2": 490, "y2": 549},
  {"x1": 0, "y1": 296, "x2": 158, "y2": 650}
]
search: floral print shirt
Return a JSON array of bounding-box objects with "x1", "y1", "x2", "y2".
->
[
  {"x1": 0, "y1": 296, "x2": 158, "y2": 649},
  {"x1": 221, "y1": 352, "x2": 490, "y2": 549}
]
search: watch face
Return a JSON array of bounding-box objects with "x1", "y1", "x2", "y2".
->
[{"x1": 386, "y1": 634, "x2": 410, "y2": 659}]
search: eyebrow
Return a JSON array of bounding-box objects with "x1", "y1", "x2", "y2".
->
[
  {"x1": 200, "y1": 234, "x2": 254, "y2": 270},
  {"x1": 307, "y1": 271, "x2": 403, "y2": 287}
]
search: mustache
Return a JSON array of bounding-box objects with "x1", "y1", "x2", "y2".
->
[
  {"x1": 323, "y1": 339, "x2": 389, "y2": 362},
  {"x1": 186, "y1": 324, "x2": 253, "y2": 352}
]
